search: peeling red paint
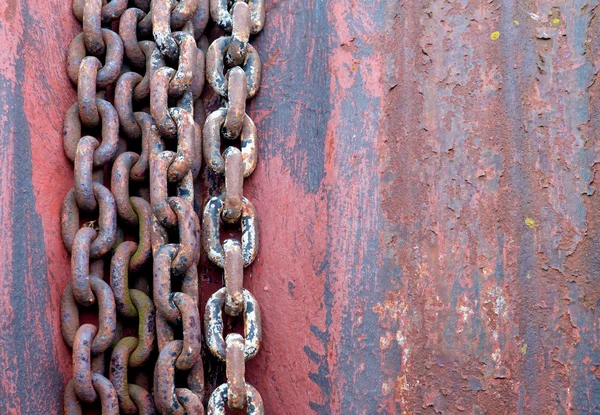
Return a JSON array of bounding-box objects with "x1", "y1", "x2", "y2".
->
[
  {"x1": 1, "y1": 0, "x2": 600, "y2": 414},
  {"x1": 0, "y1": 0, "x2": 79, "y2": 413}
]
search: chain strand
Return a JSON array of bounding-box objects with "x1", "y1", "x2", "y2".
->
[
  {"x1": 203, "y1": 0, "x2": 265, "y2": 413},
  {"x1": 61, "y1": 2, "x2": 124, "y2": 412}
]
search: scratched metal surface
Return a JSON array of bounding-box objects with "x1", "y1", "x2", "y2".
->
[{"x1": 1, "y1": 0, "x2": 600, "y2": 414}]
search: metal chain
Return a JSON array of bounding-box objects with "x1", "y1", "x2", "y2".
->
[
  {"x1": 147, "y1": 0, "x2": 208, "y2": 413},
  {"x1": 60, "y1": 0, "x2": 208, "y2": 413},
  {"x1": 61, "y1": 0, "x2": 124, "y2": 413},
  {"x1": 203, "y1": 0, "x2": 265, "y2": 413},
  {"x1": 60, "y1": 0, "x2": 267, "y2": 413}
]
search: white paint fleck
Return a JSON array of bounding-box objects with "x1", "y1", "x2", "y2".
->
[{"x1": 458, "y1": 304, "x2": 473, "y2": 322}]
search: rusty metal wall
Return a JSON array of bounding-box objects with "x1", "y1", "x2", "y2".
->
[{"x1": 1, "y1": 0, "x2": 600, "y2": 413}]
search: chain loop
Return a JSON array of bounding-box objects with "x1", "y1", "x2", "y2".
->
[
  {"x1": 205, "y1": 287, "x2": 261, "y2": 361},
  {"x1": 209, "y1": 0, "x2": 264, "y2": 34},
  {"x1": 74, "y1": 136, "x2": 100, "y2": 211},
  {"x1": 129, "y1": 289, "x2": 157, "y2": 366},
  {"x1": 134, "y1": 41, "x2": 160, "y2": 100},
  {"x1": 225, "y1": 333, "x2": 247, "y2": 409},
  {"x1": 131, "y1": 197, "x2": 155, "y2": 269},
  {"x1": 154, "y1": 244, "x2": 185, "y2": 323},
  {"x1": 169, "y1": 32, "x2": 199, "y2": 98},
  {"x1": 73, "y1": 324, "x2": 104, "y2": 402},
  {"x1": 73, "y1": 0, "x2": 129, "y2": 23},
  {"x1": 222, "y1": 66, "x2": 247, "y2": 140},
  {"x1": 129, "y1": 384, "x2": 156, "y2": 415},
  {"x1": 64, "y1": 375, "x2": 120, "y2": 415},
  {"x1": 132, "y1": 113, "x2": 159, "y2": 180},
  {"x1": 223, "y1": 147, "x2": 244, "y2": 223},
  {"x1": 109, "y1": 337, "x2": 140, "y2": 413},
  {"x1": 150, "y1": 150, "x2": 178, "y2": 226},
  {"x1": 111, "y1": 241, "x2": 142, "y2": 317},
  {"x1": 63, "y1": 100, "x2": 120, "y2": 166},
  {"x1": 167, "y1": 107, "x2": 195, "y2": 181},
  {"x1": 203, "y1": 194, "x2": 258, "y2": 268},
  {"x1": 77, "y1": 57, "x2": 102, "y2": 126},
  {"x1": 82, "y1": 0, "x2": 105, "y2": 56},
  {"x1": 206, "y1": 383, "x2": 264, "y2": 415},
  {"x1": 154, "y1": 341, "x2": 190, "y2": 415},
  {"x1": 203, "y1": 108, "x2": 257, "y2": 176},
  {"x1": 172, "y1": 292, "x2": 202, "y2": 370},
  {"x1": 67, "y1": 30, "x2": 124, "y2": 87},
  {"x1": 150, "y1": 67, "x2": 178, "y2": 138},
  {"x1": 206, "y1": 37, "x2": 261, "y2": 98},
  {"x1": 226, "y1": 2, "x2": 250, "y2": 67},
  {"x1": 61, "y1": 183, "x2": 117, "y2": 257},
  {"x1": 175, "y1": 388, "x2": 205, "y2": 414},
  {"x1": 112, "y1": 152, "x2": 142, "y2": 225},
  {"x1": 119, "y1": 8, "x2": 147, "y2": 68},
  {"x1": 115, "y1": 73, "x2": 144, "y2": 139},
  {"x1": 61, "y1": 278, "x2": 117, "y2": 352},
  {"x1": 223, "y1": 239, "x2": 244, "y2": 316},
  {"x1": 151, "y1": 0, "x2": 179, "y2": 60}
]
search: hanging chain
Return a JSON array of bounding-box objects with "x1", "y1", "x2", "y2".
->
[
  {"x1": 60, "y1": 0, "x2": 123, "y2": 412},
  {"x1": 203, "y1": 0, "x2": 265, "y2": 413},
  {"x1": 59, "y1": 0, "x2": 266, "y2": 413},
  {"x1": 147, "y1": 0, "x2": 207, "y2": 413}
]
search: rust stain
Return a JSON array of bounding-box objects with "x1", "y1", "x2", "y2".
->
[{"x1": 375, "y1": 0, "x2": 600, "y2": 413}]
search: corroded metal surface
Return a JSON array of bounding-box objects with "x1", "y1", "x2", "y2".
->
[
  {"x1": 1, "y1": 0, "x2": 600, "y2": 414},
  {"x1": 242, "y1": 0, "x2": 600, "y2": 413}
]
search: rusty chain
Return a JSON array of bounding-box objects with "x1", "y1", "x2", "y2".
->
[
  {"x1": 147, "y1": 1, "x2": 207, "y2": 413},
  {"x1": 203, "y1": 0, "x2": 264, "y2": 413},
  {"x1": 60, "y1": 0, "x2": 265, "y2": 413},
  {"x1": 60, "y1": 0, "x2": 122, "y2": 412}
]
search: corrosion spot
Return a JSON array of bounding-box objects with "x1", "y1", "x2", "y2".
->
[
  {"x1": 490, "y1": 31, "x2": 500, "y2": 40},
  {"x1": 525, "y1": 217, "x2": 535, "y2": 228}
]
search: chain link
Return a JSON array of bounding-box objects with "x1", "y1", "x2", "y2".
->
[{"x1": 60, "y1": 0, "x2": 266, "y2": 412}]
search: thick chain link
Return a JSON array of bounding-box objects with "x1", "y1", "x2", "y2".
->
[{"x1": 59, "y1": 0, "x2": 266, "y2": 413}]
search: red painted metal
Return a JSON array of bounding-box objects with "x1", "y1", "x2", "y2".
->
[{"x1": 2, "y1": 0, "x2": 600, "y2": 413}]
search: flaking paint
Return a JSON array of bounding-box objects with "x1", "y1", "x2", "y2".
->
[{"x1": 1, "y1": 0, "x2": 600, "y2": 414}]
